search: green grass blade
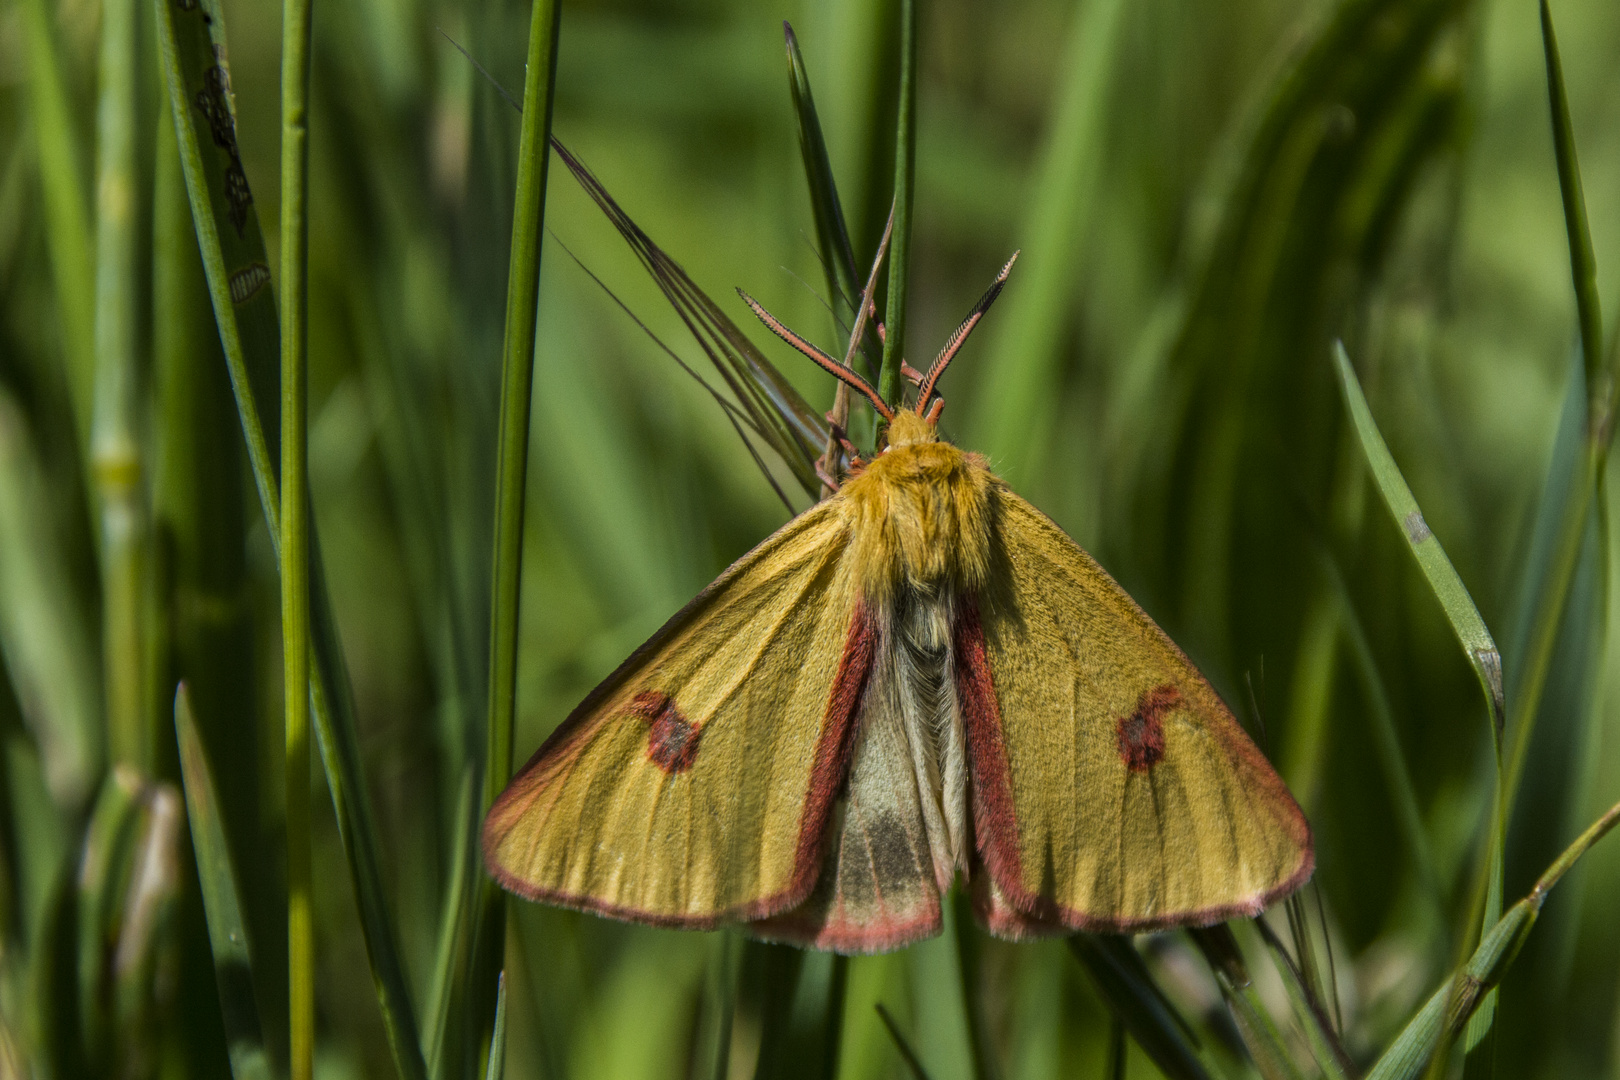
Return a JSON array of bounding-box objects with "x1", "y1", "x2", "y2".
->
[
  {"x1": 1504, "y1": 0, "x2": 1615, "y2": 817},
  {"x1": 152, "y1": 93, "x2": 271, "y2": 1057},
  {"x1": 1332, "y1": 343, "x2": 1504, "y2": 749},
  {"x1": 469, "y1": 2, "x2": 563, "y2": 1072},
  {"x1": 969, "y1": 0, "x2": 1125, "y2": 480},
  {"x1": 876, "y1": 0, "x2": 915, "y2": 410},
  {"x1": 1066, "y1": 936, "x2": 1214, "y2": 1080},
  {"x1": 1326, "y1": 555, "x2": 1446, "y2": 922},
  {"x1": 175, "y1": 686, "x2": 273, "y2": 1080},
  {"x1": 77, "y1": 766, "x2": 145, "y2": 1066},
  {"x1": 0, "y1": 390, "x2": 102, "y2": 807},
  {"x1": 696, "y1": 934, "x2": 738, "y2": 1080},
  {"x1": 950, "y1": 893, "x2": 994, "y2": 1080},
  {"x1": 279, "y1": 0, "x2": 315, "y2": 1063},
  {"x1": 1332, "y1": 342, "x2": 1500, "y2": 988},
  {"x1": 1367, "y1": 798, "x2": 1620, "y2": 1080},
  {"x1": 784, "y1": 20, "x2": 881, "y2": 456},
  {"x1": 484, "y1": 0, "x2": 562, "y2": 831},
  {"x1": 1190, "y1": 925, "x2": 1308, "y2": 1080},
  {"x1": 1539, "y1": 0, "x2": 1601, "y2": 403},
  {"x1": 111, "y1": 782, "x2": 185, "y2": 1074},
  {"x1": 484, "y1": 973, "x2": 508, "y2": 1080},
  {"x1": 91, "y1": 0, "x2": 147, "y2": 772},
  {"x1": 823, "y1": 955, "x2": 849, "y2": 1080},
  {"x1": 154, "y1": 1, "x2": 429, "y2": 1074},
  {"x1": 1255, "y1": 918, "x2": 1352, "y2": 1080},
  {"x1": 422, "y1": 769, "x2": 477, "y2": 1075},
  {"x1": 874, "y1": 1005, "x2": 934, "y2": 1080},
  {"x1": 784, "y1": 25, "x2": 861, "y2": 329},
  {"x1": 18, "y1": 0, "x2": 96, "y2": 455},
  {"x1": 552, "y1": 141, "x2": 826, "y2": 498}
]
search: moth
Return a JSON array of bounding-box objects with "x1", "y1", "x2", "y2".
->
[{"x1": 483, "y1": 243, "x2": 1313, "y2": 953}]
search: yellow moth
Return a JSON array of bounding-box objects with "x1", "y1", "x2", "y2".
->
[{"x1": 483, "y1": 244, "x2": 1312, "y2": 953}]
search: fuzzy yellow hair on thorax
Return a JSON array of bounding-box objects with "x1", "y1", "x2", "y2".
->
[{"x1": 840, "y1": 415, "x2": 996, "y2": 601}]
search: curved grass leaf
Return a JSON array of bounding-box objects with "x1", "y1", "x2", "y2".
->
[
  {"x1": 153, "y1": 0, "x2": 428, "y2": 1074},
  {"x1": 1189, "y1": 924, "x2": 1309, "y2": 1080},
  {"x1": 174, "y1": 686, "x2": 271, "y2": 1080},
  {"x1": 1366, "y1": 797, "x2": 1620, "y2": 1080},
  {"x1": 783, "y1": 26, "x2": 862, "y2": 354},
  {"x1": 552, "y1": 140, "x2": 827, "y2": 499},
  {"x1": 1255, "y1": 917, "x2": 1353, "y2": 1080},
  {"x1": 1067, "y1": 936, "x2": 1213, "y2": 1080},
  {"x1": 0, "y1": 390, "x2": 102, "y2": 807},
  {"x1": 77, "y1": 766, "x2": 145, "y2": 1064},
  {"x1": 1332, "y1": 342, "x2": 1503, "y2": 965},
  {"x1": 1332, "y1": 345, "x2": 1504, "y2": 752}
]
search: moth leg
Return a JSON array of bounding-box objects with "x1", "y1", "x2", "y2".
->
[
  {"x1": 822, "y1": 414, "x2": 866, "y2": 469},
  {"x1": 900, "y1": 362, "x2": 926, "y2": 387},
  {"x1": 816, "y1": 461, "x2": 843, "y2": 492}
]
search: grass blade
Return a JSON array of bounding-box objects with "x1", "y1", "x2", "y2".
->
[
  {"x1": 784, "y1": 25, "x2": 862, "y2": 340},
  {"x1": 484, "y1": 973, "x2": 508, "y2": 1080},
  {"x1": 1324, "y1": 551, "x2": 1446, "y2": 924},
  {"x1": 1189, "y1": 925, "x2": 1308, "y2": 1080},
  {"x1": 279, "y1": 0, "x2": 315, "y2": 1063},
  {"x1": 1504, "y1": 0, "x2": 1614, "y2": 818},
  {"x1": 1255, "y1": 918, "x2": 1352, "y2": 1080},
  {"x1": 1540, "y1": 0, "x2": 1601, "y2": 401},
  {"x1": 0, "y1": 390, "x2": 102, "y2": 807},
  {"x1": 874, "y1": 1005, "x2": 933, "y2": 1080},
  {"x1": 876, "y1": 0, "x2": 915, "y2": 410},
  {"x1": 77, "y1": 766, "x2": 145, "y2": 1065},
  {"x1": 696, "y1": 934, "x2": 738, "y2": 1080},
  {"x1": 552, "y1": 140, "x2": 826, "y2": 497},
  {"x1": 1332, "y1": 341, "x2": 1503, "y2": 981},
  {"x1": 92, "y1": 0, "x2": 148, "y2": 771},
  {"x1": 969, "y1": 0, "x2": 1125, "y2": 481},
  {"x1": 18, "y1": 0, "x2": 96, "y2": 455},
  {"x1": 470, "y1": 0, "x2": 564, "y2": 1074},
  {"x1": 1332, "y1": 342, "x2": 1505, "y2": 753},
  {"x1": 175, "y1": 686, "x2": 272, "y2": 1080},
  {"x1": 1067, "y1": 936, "x2": 1214, "y2": 1080},
  {"x1": 1366, "y1": 797, "x2": 1620, "y2": 1080},
  {"x1": 154, "y1": 0, "x2": 429, "y2": 1074},
  {"x1": 951, "y1": 893, "x2": 995, "y2": 1080}
]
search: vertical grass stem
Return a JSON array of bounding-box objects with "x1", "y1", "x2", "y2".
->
[
  {"x1": 92, "y1": 0, "x2": 146, "y2": 770},
  {"x1": 877, "y1": 0, "x2": 915, "y2": 410},
  {"x1": 472, "y1": 0, "x2": 564, "y2": 1067},
  {"x1": 280, "y1": 0, "x2": 315, "y2": 1068}
]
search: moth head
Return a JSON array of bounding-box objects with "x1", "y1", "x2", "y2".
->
[{"x1": 884, "y1": 410, "x2": 937, "y2": 449}]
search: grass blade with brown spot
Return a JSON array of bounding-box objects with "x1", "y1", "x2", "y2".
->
[{"x1": 154, "y1": 0, "x2": 428, "y2": 1073}]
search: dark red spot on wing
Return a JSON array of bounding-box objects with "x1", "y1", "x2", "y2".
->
[
  {"x1": 628, "y1": 691, "x2": 701, "y2": 773},
  {"x1": 1116, "y1": 685, "x2": 1180, "y2": 772}
]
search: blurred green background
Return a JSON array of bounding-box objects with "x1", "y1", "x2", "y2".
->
[{"x1": 2, "y1": 0, "x2": 1620, "y2": 1075}]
